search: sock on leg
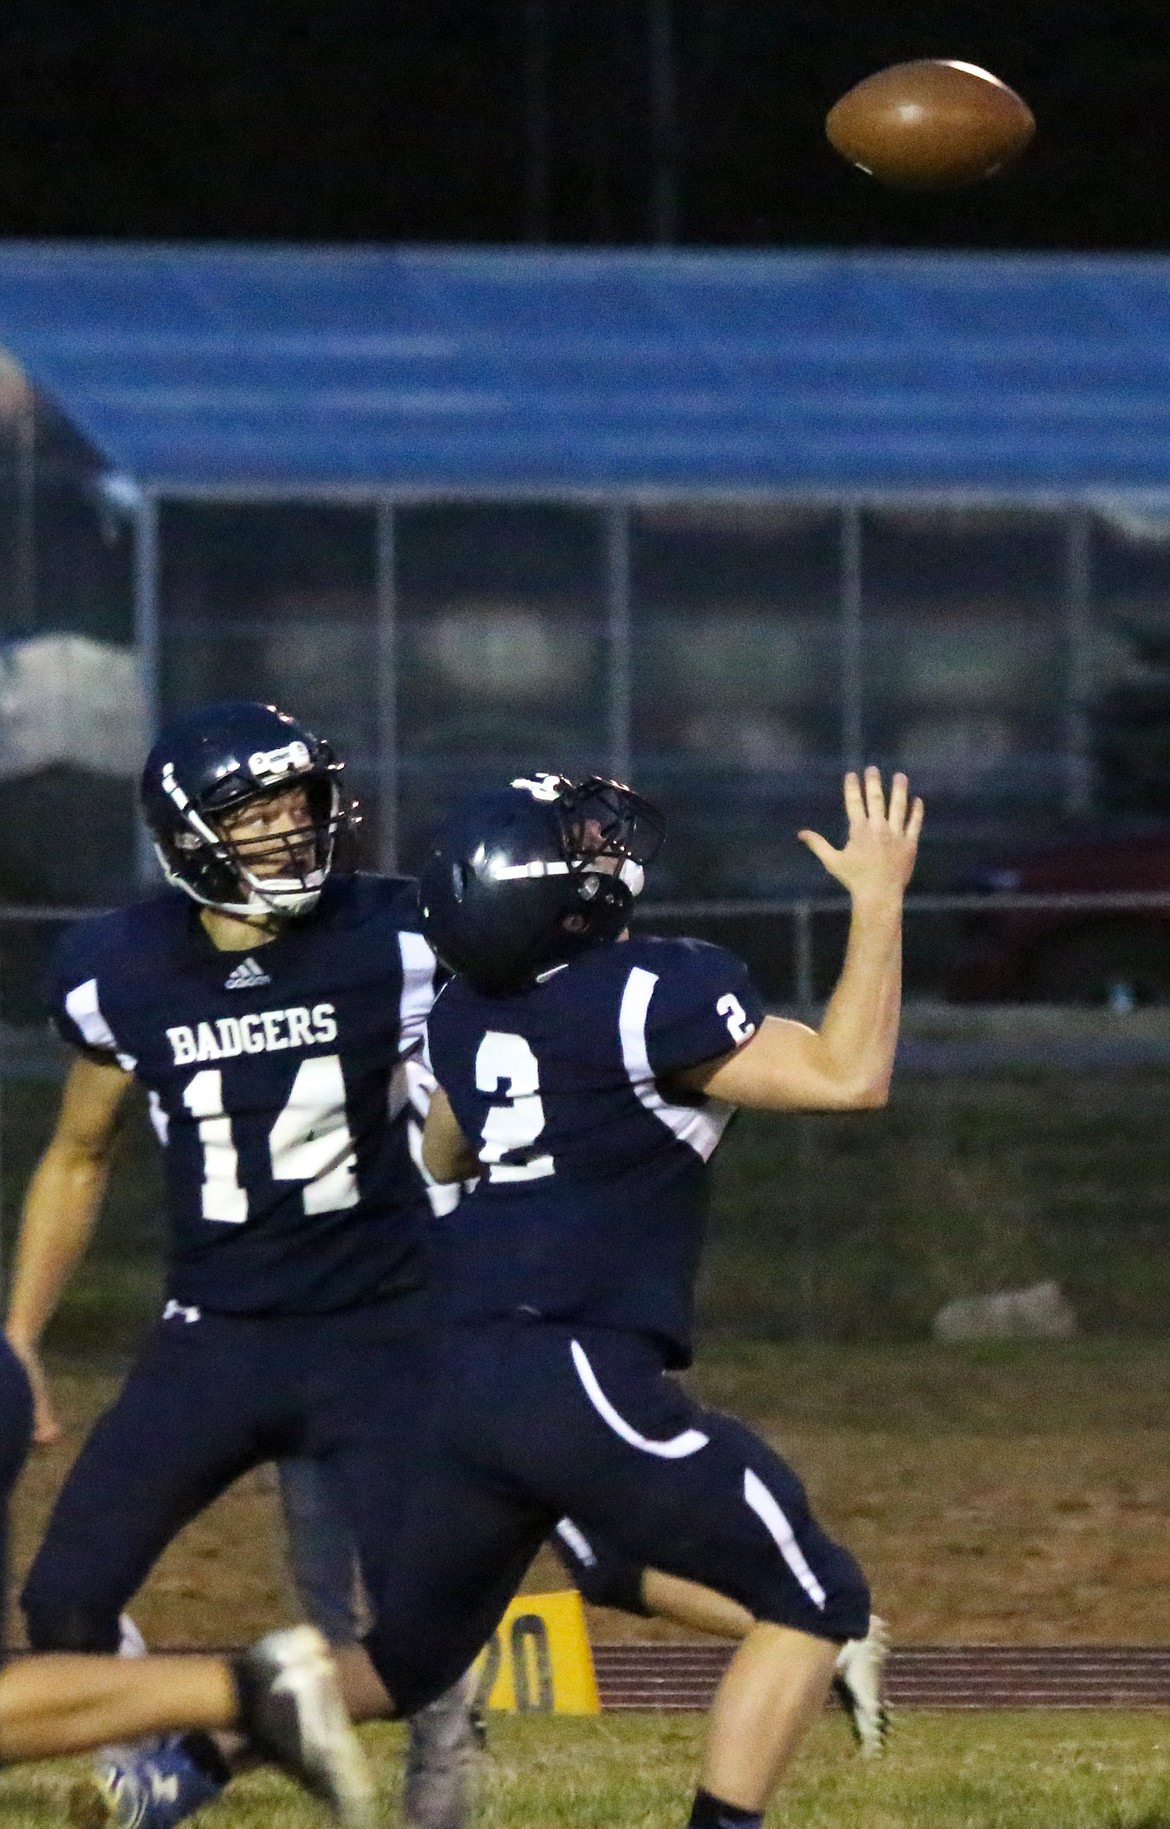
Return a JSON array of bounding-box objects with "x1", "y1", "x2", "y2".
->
[{"x1": 686, "y1": 1788, "x2": 763, "y2": 1829}]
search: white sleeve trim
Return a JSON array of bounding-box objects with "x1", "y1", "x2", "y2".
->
[
  {"x1": 63, "y1": 978, "x2": 137, "y2": 1072},
  {"x1": 618, "y1": 965, "x2": 732, "y2": 1161},
  {"x1": 397, "y1": 931, "x2": 438, "y2": 1057}
]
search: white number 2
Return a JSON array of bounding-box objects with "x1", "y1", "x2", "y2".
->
[
  {"x1": 717, "y1": 993, "x2": 756, "y2": 1046},
  {"x1": 182, "y1": 1055, "x2": 359, "y2": 1224},
  {"x1": 475, "y1": 1031, "x2": 554, "y2": 1183}
]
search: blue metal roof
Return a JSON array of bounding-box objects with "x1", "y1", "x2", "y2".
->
[{"x1": 0, "y1": 243, "x2": 1167, "y2": 493}]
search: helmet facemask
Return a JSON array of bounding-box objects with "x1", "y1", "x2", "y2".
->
[
  {"x1": 557, "y1": 777, "x2": 665, "y2": 914},
  {"x1": 156, "y1": 773, "x2": 346, "y2": 917}
]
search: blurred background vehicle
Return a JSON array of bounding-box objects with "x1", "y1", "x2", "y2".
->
[{"x1": 955, "y1": 825, "x2": 1170, "y2": 1005}]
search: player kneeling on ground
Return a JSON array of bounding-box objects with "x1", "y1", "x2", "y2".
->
[{"x1": 331, "y1": 766, "x2": 919, "y2": 1829}]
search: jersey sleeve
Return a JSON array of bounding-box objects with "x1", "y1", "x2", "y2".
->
[
  {"x1": 48, "y1": 922, "x2": 132, "y2": 1066},
  {"x1": 422, "y1": 979, "x2": 457, "y2": 1090},
  {"x1": 643, "y1": 942, "x2": 765, "y2": 1078},
  {"x1": 395, "y1": 925, "x2": 443, "y2": 1060}
]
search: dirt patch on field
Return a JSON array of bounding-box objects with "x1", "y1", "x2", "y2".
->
[{"x1": 13, "y1": 1344, "x2": 1170, "y2": 1649}]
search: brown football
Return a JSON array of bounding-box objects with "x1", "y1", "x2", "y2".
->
[{"x1": 826, "y1": 60, "x2": 1035, "y2": 189}]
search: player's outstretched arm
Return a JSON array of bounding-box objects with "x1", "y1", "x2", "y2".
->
[
  {"x1": 421, "y1": 1087, "x2": 480, "y2": 1184},
  {"x1": 674, "y1": 768, "x2": 922, "y2": 1114},
  {"x1": 5, "y1": 1052, "x2": 133, "y2": 1443}
]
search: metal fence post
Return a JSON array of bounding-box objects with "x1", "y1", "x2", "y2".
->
[
  {"x1": 375, "y1": 502, "x2": 399, "y2": 872},
  {"x1": 133, "y1": 492, "x2": 161, "y2": 884},
  {"x1": 791, "y1": 899, "x2": 818, "y2": 1338},
  {"x1": 1064, "y1": 503, "x2": 1093, "y2": 818},
  {"x1": 606, "y1": 503, "x2": 632, "y2": 782},
  {"x1": 840, "y1": 502, "x2": 863, "y2": 773},
  {"x1": 0, "y1": 922, "x2": 5, "y2": 1296},
  {"x1": 793, "y1": 899, "x2": 815, "y2": 1016}
]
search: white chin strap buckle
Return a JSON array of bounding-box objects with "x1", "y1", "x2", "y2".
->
[
  {"x1": 239, "y1": 872, "x2": 325, "y2": 916},
  {"x1": 619, "y1": 859, "x2": 645, "y2": 896}
]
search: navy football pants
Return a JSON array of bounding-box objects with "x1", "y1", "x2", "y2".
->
[
  {"x1": 366, "y1": 1319, "x2": 870, "y2": 1715},
  {"x1": 275, "y1": 1453, "x2": 649, "y2": 1646},
  {"x1": 22, "y1": 1294, "x2": 434, "y2": 1652}
]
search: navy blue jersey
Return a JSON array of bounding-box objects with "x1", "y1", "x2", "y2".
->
[
  {"x1": 51, "y1": 875, "x2": 439, "y2": 1316},
  {"x1": 426, "y1": 936, "x2": 764, "y2": 1365}
]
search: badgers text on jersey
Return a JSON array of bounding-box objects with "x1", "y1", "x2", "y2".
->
[{"x1": 166, "y1": 1003, "x2": 338, "y2": 1063}]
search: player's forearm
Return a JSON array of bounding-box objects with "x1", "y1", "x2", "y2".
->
[
  {"x1": 810, "y1": 889, "x2": 903, "y2": 1106},
  {"x1": 422, "y1": 1128, "x2": 479, "y2": 1183},
  {"x1": 5, "y1": 1148, "x2": 110, "y2": 1348},
  {"x1": 421, "y1": 1085, "x2": 480, "y2": 1182}
]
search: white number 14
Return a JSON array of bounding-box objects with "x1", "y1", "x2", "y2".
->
[{"x1": 182, "y1": 1054, "x2": 359, "y2": 1224}]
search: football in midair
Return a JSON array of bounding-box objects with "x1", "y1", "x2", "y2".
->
[{"x1": 826, "y1": 60, "x2": 1035, "y2": 189}]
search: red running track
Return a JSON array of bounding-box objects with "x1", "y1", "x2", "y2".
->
[{"x1": 592, "y1": 1644, "x2": 1170, "y2": 1710}]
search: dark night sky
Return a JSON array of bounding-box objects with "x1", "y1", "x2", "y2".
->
[{"x1": 0, "y1": 1, "x2": 1166, "y2": 247}]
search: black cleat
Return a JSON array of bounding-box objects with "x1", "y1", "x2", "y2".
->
[{"x1": 234, "y1": 1626, "x2": 375, "y2": 1829}]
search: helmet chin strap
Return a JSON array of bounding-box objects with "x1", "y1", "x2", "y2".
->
[
  {"x1": 154, "y1": 841, "x2": 327, "y2": 919},
  {"x1": 234, "y1": 878, "x2": 324, "y2": 917},
  {"x1": 618, "y1": 859, "x2": 645, "y2": 896}
]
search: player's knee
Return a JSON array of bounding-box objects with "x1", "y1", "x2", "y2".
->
[
  {"x1": 565, "y1": 1544, "x2": 649, "y2": 1617},
  {"x1": 753, "y1": 1536, "x2": 870, "y2": 1645},
  {"x1": 551, "y1": 1520, "x2": 652, "y2": 1616},
  {"x1": 22, "y1": 1600, "x2": 122, "y2": 1653},
  {"x1": 816, "y1": 1542, "x2": 871, "y2": 1645},
  {"x1": 362, "y1": 1625, "x2": 471, "y2": 1720}
]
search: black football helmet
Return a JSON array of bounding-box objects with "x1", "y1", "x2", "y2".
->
[
  {"x1": 140, "y1": 701, "x2": 355, "y2": 917},
  {"x1": 418, "y1": 772, "x2": 664, "y2": 995}
]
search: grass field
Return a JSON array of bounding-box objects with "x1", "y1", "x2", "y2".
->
[{"x1": 6, "y1": 1713, "x2": 1170, "y2": 1828}]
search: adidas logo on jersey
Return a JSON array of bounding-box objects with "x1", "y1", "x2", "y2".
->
[{"x1": 224, "y1": 956, "x2": 272, "y2": 991}]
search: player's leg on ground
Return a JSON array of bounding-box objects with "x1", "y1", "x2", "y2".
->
[
  {"x1": 32, "y1": 1320, "x2": 281, "y2": 1829},
  {"x1": 698, "y1": 1622, "x2": 837, "y2": 1813},
  {"x1": 0, "y1": 1629, "x2": 374, "y2": 1828},
  {"x1": 638, "y1": 1566, "x2": 889, "y2": 1758},
  {"x1": 22, "y1": 1318, "x2": 274, "y2": 1652},
  {"x1": 555, "y1": 1526, "x2": 888, "y2": 1762},
  {"x1": 463, "y1": 1324, "x2": 870, "y2": 1826},
  {"x1": 0, "y1": 1653, "x2": 236, "y2": 1762},
  {"x1": 280, "y1": 1454, "x2": 484, "y2": 1829},
  {"x1": 70, "y1": 1453, "x2": 370, "y2": 1829}
]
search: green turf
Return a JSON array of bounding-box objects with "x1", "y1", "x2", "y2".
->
[{"x1": 7, "y1": 1713, "x2": 1170, "y2": 1829}]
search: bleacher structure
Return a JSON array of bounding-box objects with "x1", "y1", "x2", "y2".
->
[
  {"x1": 0, "y1": 244, "x2": 1168, "y2": 905},
  {"x1": 2, "y1": 245, "x2": 1170, "y2": 490}
]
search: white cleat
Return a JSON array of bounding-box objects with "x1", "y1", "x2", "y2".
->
[
  {"x1": 234, "y1": 1625, "x2": 376, "y2": 1829},
  {"x1": 832, "y1": 1615, "x2": 890, "y2": 1758}
]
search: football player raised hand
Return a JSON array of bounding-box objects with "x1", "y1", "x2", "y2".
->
[{"x1": 798, "y1": 768, "x2": 923, "y2": 905}]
